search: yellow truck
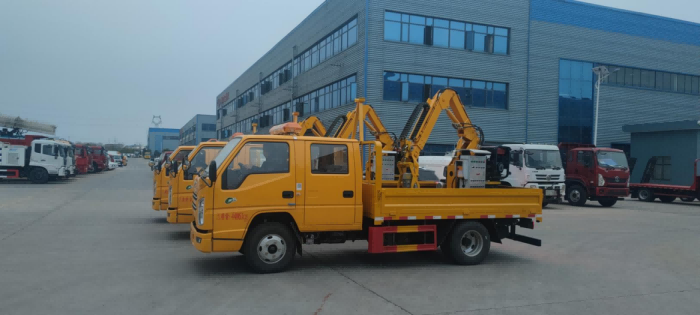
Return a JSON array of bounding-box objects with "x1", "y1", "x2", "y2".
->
[
  {"x1": 151, "y1": 148, "x2": 192, "y2": 211},
  {"x1": 166, "y1": 140, "x2": 226, "y2": 224},
  {"x1": 189, "y1": 93, "x2": 543, "y2": 273}
]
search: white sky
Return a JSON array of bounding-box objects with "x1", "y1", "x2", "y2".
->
[{"x1": 0, "y1": 0, "x2": 697, "y2": 144}]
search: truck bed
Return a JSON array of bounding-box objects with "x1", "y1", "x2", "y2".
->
[{"x1": 362, "y1": 183, "x2": 543, "y2": 224}]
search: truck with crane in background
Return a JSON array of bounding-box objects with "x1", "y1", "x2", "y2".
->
[
  {"x1": 188, "y1": 91, "x2": 542, "y2": 273},
  {"x1": 0, "y1": 114, "x2": 68, "y2": 183}
]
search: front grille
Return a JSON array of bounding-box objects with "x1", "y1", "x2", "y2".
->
[
  {"x1": 605, "y1": 177, "x2": 627, "y2": 184},
  {"x1": 536, "y1": 174, "x2": 561, "y2": 181}
]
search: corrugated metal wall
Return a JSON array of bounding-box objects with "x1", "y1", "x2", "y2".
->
[
  {"x1": 217, "y1": 0, "x2": 366, "y2": 135},
  {"x1": 367, "y1": 0, "x2": 531, "y2": 145},
  {"x1": 528, "y1": 19, "x2": 700, "y2": 146}
]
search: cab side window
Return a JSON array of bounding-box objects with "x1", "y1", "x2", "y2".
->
[
  {"x1": 34, "y1": 144, "x2": 41, "y2": 153},
  {"x1": 223, "y1": 142, "x2": 289, "y2": 190},
  {"x1": 42, "y1": 144, "x2": 53, "y2": 155},
  {"x1": 185, "y1": 148, "x2": 221, "y2": 180},
  {"x1": 311, "y1": 144, "x2": 348, "y2": 174},
  {"x1": 578, "y1": 151, "x2": 593, "y2": 168},
  {"x1": 510, "y1": 150, "x2": 522, "y2": 167}
]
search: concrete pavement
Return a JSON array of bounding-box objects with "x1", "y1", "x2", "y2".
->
[{"x1": 0, "y1": 159, "x2": 699, "y2": 315}]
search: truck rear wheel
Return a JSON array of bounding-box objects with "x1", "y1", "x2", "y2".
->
[
  {"x1": 244, "y1": 222, "x2": 296, "y2": 274},
  {"x1": 681, "y1": 197, "x2": 695, "y2": 202},
  {"x1": 659, "y1": 196, "x2": 676, "y2": 203},
  {"x1": 29, "y1": 168, "x2": 49, "y2": 184},
  {"x1": 638, "y1": 188, "x2": 654, "y2": 202},
  {"x1": 598, "y1": 198, "x2": 617, "y2": 207},
  {"x1": 446, "y1": 221, "x2": 490, "y2": 266},
  {"x1": 567, "y1": 185, "x2": 587, "y2": 206}
]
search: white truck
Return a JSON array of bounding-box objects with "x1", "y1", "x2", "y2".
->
[
  {"x1": 502, "y1": 144, "x2": 565, "y2": 206},
  {"x1": 0, "y1": 135, "x2": 68, "y2": 183}
]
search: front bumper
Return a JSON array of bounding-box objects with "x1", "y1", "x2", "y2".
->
[
  {"x1": 528, "y1": 183, "x2": 565, "y2": 202},
  {"x1": 167, "y1": 209, "x2": 193, "y2": 224},
  {"x1": 190, "y1": 222, "x2": 213, "y2": 253},
  {"x1": 152, "y1": 198, "x2": 165, "y2": 211},
  {"x1": 596, "y1": 187, "x2": 629, "y2": 198}
]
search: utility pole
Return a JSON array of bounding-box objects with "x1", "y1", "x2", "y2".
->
[{"x1": 592, "y1": 66, "x2": 618, "y2": 146}]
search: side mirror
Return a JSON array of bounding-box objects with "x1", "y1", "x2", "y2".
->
[
  {"x1": 209, "y1": 161, "x2": 217, "y2": 182},
  {"x1": 172, "y1": 161, "x2": 179, "y2": 175},
  {"x1": 149, "y1": 161, "x2": 155, "y2": 167},
  {"x1": 183, "y1": 159, "x2": 190, "y2": 171}
]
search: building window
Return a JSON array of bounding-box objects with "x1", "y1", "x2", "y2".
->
[
  {"x1": 201, "y1": 124, "x2": 216, "y2": 132},
  {"x1": 600, "y1": 64, "x2": 699, "y2": 95},
  {"x1": 383, "y1": 71, "x2": 507, "y2": 109},
  {"x1": 558, "y1": 59, "x2": 594, "y2": 144},
  {"x1": 293, "y1": 17, "x2": 358, "y2": 79},
  {"x1": 653, "y1": 156, "x2": 671, "y2": 181},
  {"x1": 384, "y1": 11, "x2": 509, "y2": 55}
]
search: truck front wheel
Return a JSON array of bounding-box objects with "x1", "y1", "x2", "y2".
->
[
  {"x1": 681, "y1": 197, "x2": 695, "y2": 202},
  {"x1": 446, "y1": 221, "x2": 490, "y2": 266},
  {"x1": 567, "y1": 185, "x2": 587, "y2": 206},
  {"x1": 598, "y1": 198, "x2": 617, "y2": 207},
  {"x1": 244, "y1": 222, "x2": 296, "y2": 274},
  {"x1": 638, "y1": 188, "x2": 654, "y2": 202},
  {"x1": 29, "y1": 168, "x2": 49, "y2": 184}
]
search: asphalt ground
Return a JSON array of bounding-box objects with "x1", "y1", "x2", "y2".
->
[{"x1": 1, "y1": 159, "x2": 699, "y2": 315}]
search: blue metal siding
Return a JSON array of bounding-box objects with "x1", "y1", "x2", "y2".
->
[{"x1": 531, "y1": 0, "x2": 700, "y2": 47}]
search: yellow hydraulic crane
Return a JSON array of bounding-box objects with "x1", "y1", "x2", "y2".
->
[
  {"x1": 395, "y1": 88, "x2": 482, "y2": 188},
  {"x1": 327, "y1": 103, "x2": 395, "y2": 150},
  {"x1": 298, "y1": 113, "x2": 328, "y2": 137}
]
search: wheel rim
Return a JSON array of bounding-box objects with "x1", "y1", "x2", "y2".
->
[
  {"x1": 257, "y1": 234, "x2": 286, "y2": 264},
  {"x1": 639, "y1": 190, "x2": 649, "y2": 200},
  {"x1": 570, "y1": 189, "x2": 581, "y2": 203},
  {"x1": 460, "y1": 230, "x2": 484, "y2": 257}
]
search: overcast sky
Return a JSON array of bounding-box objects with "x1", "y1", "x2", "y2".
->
[{"x1": 1, "y1": 0, "x2": 698, "y2": 145}]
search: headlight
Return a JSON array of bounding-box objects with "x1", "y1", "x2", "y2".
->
[
  {"x1": 168, "y1": 187, "x2": 173, "y2": 205},
  {"x1": 527, "y1": 184, "x2": 539, "y2": 189},
  {"x1": 153, "y1": 181, "x2": 157, "y2": 196},
  {"x1": 198, "y1": 198, "x2": 205, "y2": 225},
  {"x1": 598, "y1": 174, "x2": 605, "y2": 187}
]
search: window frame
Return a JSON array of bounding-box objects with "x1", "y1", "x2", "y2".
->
[
  {"x1": 310, "y1": 143, "x2": 350, "y2": 175},
  {"x1": 222, "y1": 141, "x2": 291, "y2": 190},
  {"x1": 652, "y1": 156, "x2": 671, "y2": 181}
]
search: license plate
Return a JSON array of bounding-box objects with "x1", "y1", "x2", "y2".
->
[{"x1": 545, "y1": 190, "x2": 557, "y2": 196}]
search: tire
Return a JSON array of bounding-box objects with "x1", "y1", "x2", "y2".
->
[
  {"x1": 638, "y1": 188, "x2": 654, "y2": 202},
  {"x1": 659, "y1": 196, "x2": 676, "y2": 203},
  {"x1": 446, "y1": 221, "x2": 490, "y2": 266},
  {"x1": 598, "y1": 198, "x2": 617, "y2": 207},
  {"x1": 567, "y1": 185, "x2": 587, "y2": 206},
  {"x1": 244, "y1": 222, "x2": 296, "y2": 274},
  {"x1": 29, "y1": 168, "x2": 49, "y2": 184},
  {"x1": 681, "y1": 197, "x2": 695, "y2": 202}
]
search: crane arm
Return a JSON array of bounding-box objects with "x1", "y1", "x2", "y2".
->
[
  {"x1": 331, "y1": 104, "x2": 395, "y2": 150},
  {"x1": 396, "y1": 88, "x2": 482, "y2": 188},
  {"x1": 298, "y1": 116, "x2": 327, "y2": 137}
]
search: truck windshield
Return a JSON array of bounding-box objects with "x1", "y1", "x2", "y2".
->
[
  {"x1": 58, "y1": 146, "x2": 65, "y2": 157},
  {"x1": 172, "y1": 150, "x2": 192, "y2": 162},
  {"x1": 525, "y1": 150, "x2": 562, "y2": 169},
  {"x1": 213, "y1": 138, "x2": 241, "y2": 169},
  {"x1": 597, "y1": 151, "x2": 628, "y2": 169}
]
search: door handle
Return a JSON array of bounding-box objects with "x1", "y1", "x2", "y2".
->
[
  {"x1": 282, "y1": 191, "x2": 294, "y2": 199},
  {"x1": 343, "y1": 191, "x2": 354, "y2": 198}
]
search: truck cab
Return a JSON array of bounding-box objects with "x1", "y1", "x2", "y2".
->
[
  {"x1": 89, "y1": 146, "x2": 106, "y2": 172},
  {"x1": 167, "y1": 142, "x2": 225, "y2": 224},
  {"x1": 74, "y1": 144, "x2": 91, "y2": 174},
  {"x1": 559, "y1": 144, "x2": 630, "y2": 207},
  {"x1": 151, "y1": 150, "x2": 173, "y2": 211},
  {"x1": 1, "y1": 137, "x2": 67, "y2": 183},
  {"x1": 502, "y1": 144, "x2": 565, "y2": 206}
]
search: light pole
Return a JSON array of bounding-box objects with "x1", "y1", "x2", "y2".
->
[{"x1": 592, "y1": 66, "x2": 618, "y2": 146}]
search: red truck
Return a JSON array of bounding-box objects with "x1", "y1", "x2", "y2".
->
[
  {"x1": 559, "y1": 143, "x2": 630, "y2": 207},
  {"x1": 89, "y1": 145, "x2": 107, "y2": 172},
  {"x1": 630, "y1": 159, "x2": 699, "y2": 203},
  {"x1": 74, "y1": 144, "x2": 92, "y2": 174}
]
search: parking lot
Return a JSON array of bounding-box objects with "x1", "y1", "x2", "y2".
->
[{"x1": 0, "y1": 159, "x2": 698, "y2": 315}]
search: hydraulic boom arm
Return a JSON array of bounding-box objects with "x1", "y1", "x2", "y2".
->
[
  {"x1": 329, "y1": 104, "x2": 395, "y2": 150},
  {"x1": 299, "y1": 115, "x2": 328, "y2": 137},
  {"x1": 396, "y1": 88, "x2": 482, "y2": 188}
]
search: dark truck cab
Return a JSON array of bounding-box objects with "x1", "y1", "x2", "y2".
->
[{"x1": 559, "y1": 143, "x2": 630, "y2": 207}]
